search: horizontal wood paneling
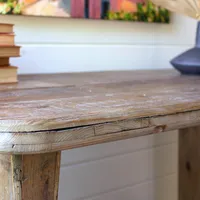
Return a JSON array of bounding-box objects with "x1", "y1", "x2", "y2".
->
[
  {"x1": 61, "y1": 131, "x2": 177, "y2": 167},
  {"x1": 84, "y1": 174, "x2": 177, "y2": 200},
  {"x1": 0, "y1": 14, "x2": 196, "y2": 46},
  {"x1": 59, "y1": 140, "x2": 177, "y2": 199},
  {"x1": 10, "y1": 45, "x2": 190, "y2": 74}
]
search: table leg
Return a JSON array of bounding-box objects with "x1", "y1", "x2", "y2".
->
[
  {"x1": 179, "y1": 126, "x2": 200, "y2": 200},
  {"x1": 0, "y1": 152, "x2": 61, "y2": 200}
]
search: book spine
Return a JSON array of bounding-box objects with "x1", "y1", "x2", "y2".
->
[
  {"x1": 71, "y1": 0, "x2": 85, "y2": 18},
  {"x1": 89, "y1": 0, "x2": 101, "y2": 19},
  {"x1": 0, "y1": 58, "x2": 9, "y2": 66}
]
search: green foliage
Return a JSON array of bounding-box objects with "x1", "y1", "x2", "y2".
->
[
  {"x1": 0, "y1": 0, "x2": 23, "y2": 15},
  {"x1": 106, "y1": 0, "x2": 170, "y2": 23},
  {"x1": 0, "y1": 0, "x2": 8, "y2": 3},
  {"x1": 13, "y1": 2, "x2": 23, "y2": 14}
]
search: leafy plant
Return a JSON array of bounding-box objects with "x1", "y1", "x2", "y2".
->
[
  {"x1": 0, "y1": 0, "x2": 23, "y2": 15},
  {"x1": 106, "y1": 0, "x2": 170, "y2": 23}
]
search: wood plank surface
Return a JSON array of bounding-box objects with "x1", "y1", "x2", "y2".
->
[
  {"x1": 1, "y1": 70, "x2": 200, "y2": 132},
  {"x1": 179, "y1": 126, "x2": 200, "y2": 200},
  {"x1": 0, "y1": 154, "x2": 12, "y2": 200},
  {"x1": 0, "y1": 69, "x2": 200, "y2": 153},
  {"x1": 0, "y1": 109, "x2": 200, "y2": 154},
  {"x1": 0, "y1": 153, "x2": 60, "y2": 200},
  {"x1": 11, "y1": 152, "x2": 61, "y2": 200}
]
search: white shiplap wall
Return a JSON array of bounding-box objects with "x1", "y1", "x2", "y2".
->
[
  {"x1": 0, "y1": 13, "x2": 197, "y2": 74},
  {"x1": 0, "y1": 13, "x2": 197, "y2": 200}
]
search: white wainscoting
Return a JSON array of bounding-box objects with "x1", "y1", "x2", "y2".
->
[{"x1": 0, "y1": 14, "x2": 196, "y2": 74}]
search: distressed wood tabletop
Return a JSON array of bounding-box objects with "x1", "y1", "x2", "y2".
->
[{"x1": 1, "y1": 69, "x2": 200, "y2": 154}]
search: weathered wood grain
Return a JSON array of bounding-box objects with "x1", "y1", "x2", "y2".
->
[
  {"x1": 3, "y1": 70, "x2": 200, "y2": 200},
  {"x1": 10, "y1": 152, "x2": 61, "y2": 200},
  {"x1": 0, "y1": 109, "x2": 199, "y2": 154},
  {"x1": 0, "y1": 154, "x2": 12, "y2": 200},
  {"x1": 179, "y1": 126, "x2": 200, "y2": 200},
  {"x1": 0, "y1": 70, "x2": 200, "y2": 153},
  {"x1": 12, "y1": 155, "x2": 22, "y2": 200},
  {"x1": 1, "y1": 70, "x2": 200, "y2": 132}
]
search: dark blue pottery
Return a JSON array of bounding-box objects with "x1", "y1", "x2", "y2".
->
[{"x1": 171, "y1": 22, "x2": 200, "y2": 75}]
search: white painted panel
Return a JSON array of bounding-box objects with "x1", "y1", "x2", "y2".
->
[
  {"x1": 10, "y1": 45, "x2": 191, "y2": 74},
  {"x1": 61, "y1": 131, "x2": 177, "y2": 167},
  {"x1": 84, "y1": 174, "x2": 177, "y2": 200},
  {"x1": 59, "y1": 142, "x2": 177, "y2": 200},
  {"x1": 0, "y1": 14, "x2": 196, "y2": 45}
]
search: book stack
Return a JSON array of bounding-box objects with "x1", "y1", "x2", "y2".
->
[{"x1": 0, "y1": 23, "x2": 20, "y2": 84}]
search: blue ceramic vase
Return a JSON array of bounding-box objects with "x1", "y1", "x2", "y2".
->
[{"x1": 171, "y1": 22, "x2": 200, "y2": 75}]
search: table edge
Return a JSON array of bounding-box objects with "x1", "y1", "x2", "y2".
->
[{"x1": 0, "y1": 109, "x2": 199, "y2": 154}]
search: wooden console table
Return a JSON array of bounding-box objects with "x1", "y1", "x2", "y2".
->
[{"x1": 0, "y1": 69, "x2": 199, "y2": 199}]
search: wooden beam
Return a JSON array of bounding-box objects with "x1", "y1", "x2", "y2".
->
[
  {"x1": 179, "y1": 126, "x2": 200, "y2": 200},
  {"x1": 0, "y1": 154, "x2": 12, "y2": 200},
  {"x1": 0, "y1": 152, "x2": 61, "y2": 200},
  {"x1": 2, "y1": 109, "x2": 200, "y2": 154}
]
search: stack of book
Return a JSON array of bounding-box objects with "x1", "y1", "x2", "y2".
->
[{"x1": 0, "y1": 23, "x2": 20, "y2": 84}]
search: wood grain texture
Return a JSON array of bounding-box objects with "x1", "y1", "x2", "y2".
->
[
  {"x1": 0, "y1": 154, "x2": 12, "y2": 200},
  {"x1": 1, "y1": 69, "x2": 200, "y2": 131},
  {"x1": 179, "y1": 126, "x2": 200, "y2": 200},
  {"x1": 0, "y1": 110, "x2": 199, "y2": 154},
  {"x1": 11, "y1": 152, "x2": 61, "y2": 200},
  {"x1": 1, "y1": 69, "x2": 200, "y2": 153},
  {"x1": 12, "y1": 155, "x2": 22, "y2": 200}
]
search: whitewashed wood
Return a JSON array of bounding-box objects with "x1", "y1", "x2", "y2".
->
[
  {"x1": 59, "y1": 142, "x2": 177, "y2": 200},
  {"x1": 2, "y1": 13, "x2": 194, "y2": 75},
  {"x1": 84, "y1": 174, "x2": 177, "y2": 200},
  {"x1": 11, "y1": 155, "x2": 22, "y2": 200},
  {"x1": 0, "y1": 11, "x2": 196, "y2": 77},
  {"x1": 0, "y1": 154, "x2": 12, "y2": 200},
  {"x1": 0, "y1": 14, "x2": 196, "y2": 46},
  {"x1": 0, "y1": 127, "x2": 154, "y2": 154},
  {"x1": 6, "y1": 70, "x2": 200, "y2": 134},
  {"x1": 0, "y1": 109, "x2": 195, "y2": 154},
  {"x1": 61, "y1": 131, "x2": 178, "y2": 167},
  {"x1": 6, "y1": 153, "x2": 61, "y2": 200},
  {"x1": 10, "y1": 45, "x2": 191, "y2": 74}
]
